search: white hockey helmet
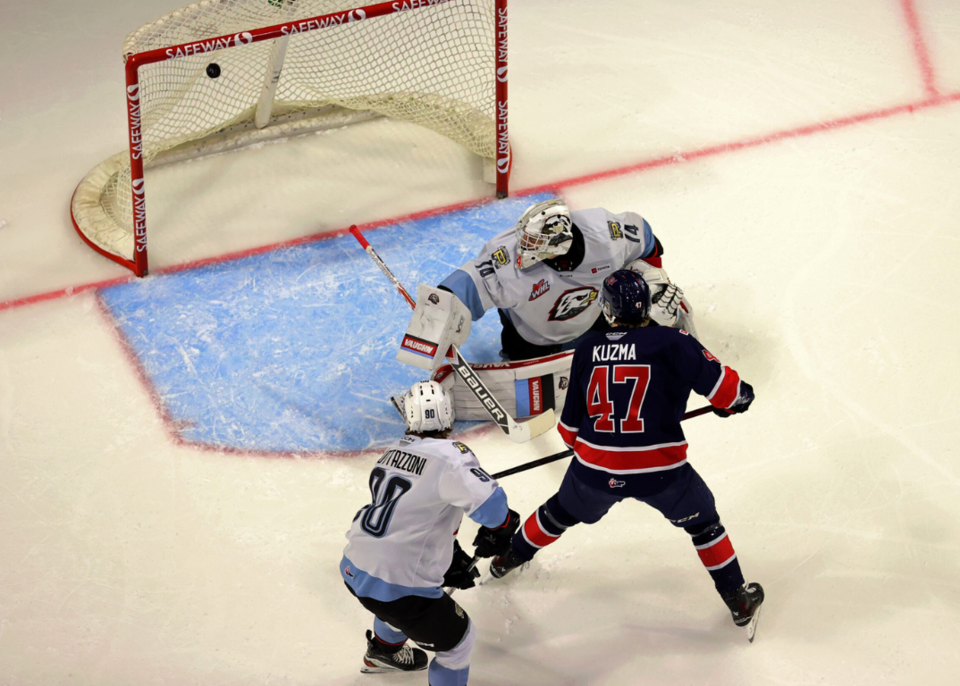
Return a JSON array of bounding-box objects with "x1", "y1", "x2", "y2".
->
[
  {"x1": 514, "y1": 199, "x2": 573, "y2": 269},
  {"x1": 403, "y1": 380, "x2": 455, "y2": 434}
]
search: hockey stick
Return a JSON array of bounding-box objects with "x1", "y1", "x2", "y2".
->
[
  {"x1": 490, "y1": 405, "x2": 715, "y2": 479},
  {"x1": 350, "y1": 225, "x2": 556, "y2": 443}
]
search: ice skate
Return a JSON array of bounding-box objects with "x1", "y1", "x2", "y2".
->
[
  {"x1": 722, "y1": 582, "x2": 764, "y2": 642},
  {"x1": 360, "y1": 630, "x2": 428, "y2": 674}
]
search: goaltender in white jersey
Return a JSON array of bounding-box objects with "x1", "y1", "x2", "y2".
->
[
  {"x1": 394, "y1": 199, "x2": 697, "y2": 423},
  {"x1": 437, "y1": 199, "x2": 696, "y2": 361},
  {"x1": 341, "y1": 380, "x2": 520, "y2": 683}
]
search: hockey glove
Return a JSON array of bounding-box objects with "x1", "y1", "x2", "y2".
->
[
  {"x1": 443, "y1": 540, "x2": 480, "y2": 590},
  {"x1": 650, "y1": 283, "x2": 683, "y2": 327},
  {"x1": 472, "y1": 509, "x2": 521, "y2": 558},
  {"x1": 713, "y1": 382, "x2": 755, "y2": 418}
]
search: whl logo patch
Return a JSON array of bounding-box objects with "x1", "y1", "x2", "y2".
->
[{"x1": 529, "y1": 279, "x2": 550, "y2": 300}]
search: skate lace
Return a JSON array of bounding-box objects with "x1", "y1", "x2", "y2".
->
[{"x1": 394, "y1": 644, "x2": 415, "y2": 665}]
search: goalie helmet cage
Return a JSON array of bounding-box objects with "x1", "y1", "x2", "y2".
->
[{"x1": 71, "y1": 0, "x2": 510, "y2": 277}]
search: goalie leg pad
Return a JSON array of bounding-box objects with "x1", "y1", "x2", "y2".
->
[{"x1": 434, "y1": 351, "x2": 574, "y2": 421}]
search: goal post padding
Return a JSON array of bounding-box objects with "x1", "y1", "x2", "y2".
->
[{"x1": 71, "y1": 0, "x2": 509, "y2": 276}]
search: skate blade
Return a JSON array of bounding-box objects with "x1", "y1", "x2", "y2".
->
[
  {"x1": 745, "y1": 604, "x2": 763, "y2": 643},
  {"x1": 360, "y1": 663, "x2": 390, "y2": 674}
]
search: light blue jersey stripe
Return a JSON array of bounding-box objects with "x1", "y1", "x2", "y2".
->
[
  {"x1": 469, "y1": 486, "x2": 509, "y2": 528},
  {"x1": 341, "y1": 556, "x2": 444, "y2": 602}
]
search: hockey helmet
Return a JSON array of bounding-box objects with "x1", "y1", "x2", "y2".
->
[
  {"x1": 514, "y1": 199, "x2": 573, "y2": 269},
  {"x1": 600, "y1": 269, "x2": 651, "y2": 324},
  {"x1": 403, "y1": 380, "x2": 455, "y2": 433}
]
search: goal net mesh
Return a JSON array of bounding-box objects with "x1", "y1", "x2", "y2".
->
[{"x1": 73, "y1": 0, "x2": 497, "y2": 263}]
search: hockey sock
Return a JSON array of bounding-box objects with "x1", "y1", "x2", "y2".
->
[
  {"x1": 372, "y1": 618, "x2": 407, "y2": 652},
  {"x1": 513, "y1": 494, "x2": 580, "y2": 560},
  {"x1": 684, "y1": 519, "x2": 745, "y2": 594}
]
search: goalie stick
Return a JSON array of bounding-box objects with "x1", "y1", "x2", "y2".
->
[{"x1": 350, "y1": 225, "x2": 555, "y2": 443}]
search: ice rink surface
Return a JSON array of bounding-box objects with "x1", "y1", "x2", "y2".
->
[{"x1": 2, "y1": 1, "x2": 960, "y2": 684}]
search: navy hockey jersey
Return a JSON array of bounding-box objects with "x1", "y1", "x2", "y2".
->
[{"x1": 558, "y1": 325, "x2": 743, "y2": 481}]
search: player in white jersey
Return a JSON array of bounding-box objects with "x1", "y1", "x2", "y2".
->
[
  {"x1": 340, "y1": 380, "x2": 520, "y2": 684},
  {"x1": 437, "y1": 198, "x2": 696, "y2": 361}
]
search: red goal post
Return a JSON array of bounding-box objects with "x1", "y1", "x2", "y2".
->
[{"x1": 71, "y1": 0, "x2": 510, "y2": 277}]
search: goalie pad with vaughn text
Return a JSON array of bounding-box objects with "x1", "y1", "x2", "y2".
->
[{"x1": 433, "y1": 351, "x2": 574, "y2": 421}]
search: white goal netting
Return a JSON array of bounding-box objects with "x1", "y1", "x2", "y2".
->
[{"x1": 72, "y1": 0, "x2": 501, "y2": 273}]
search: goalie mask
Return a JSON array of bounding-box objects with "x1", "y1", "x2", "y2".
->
[
  {"x1": 403, "y1": 380, "x2": 455, "y2": 434},
  {"x1": 514, "y1": 199, "x2": 573, "y2": 269}
]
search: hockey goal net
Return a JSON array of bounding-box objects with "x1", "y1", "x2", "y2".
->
[{"x1": 71, "y1": 0, "x2": 509, "y2": 276}]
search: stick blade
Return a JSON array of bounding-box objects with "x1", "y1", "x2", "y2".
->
[{"x1": 505, "y1": 409, "x2": 556, "y2": 443}]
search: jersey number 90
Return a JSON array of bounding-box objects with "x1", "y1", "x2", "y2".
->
[{"x1": 359, "y1": 467, "x2": 412, "y2": 537}]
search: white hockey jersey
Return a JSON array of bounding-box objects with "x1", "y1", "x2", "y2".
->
[
  {"x1": 340, "y1": 435, "x2": 508, "y2": 601},
  {"x1": 442, "y1": 208, "x2": 656, "y2": 347}
]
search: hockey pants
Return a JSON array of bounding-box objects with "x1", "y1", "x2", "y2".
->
[{"x1": 509, "y1": 463, "x2": 745, "y2": 594}]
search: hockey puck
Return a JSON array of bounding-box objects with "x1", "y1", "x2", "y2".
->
[{"x1": 206, "y1": 63, "x2": 221, "y2": 79}]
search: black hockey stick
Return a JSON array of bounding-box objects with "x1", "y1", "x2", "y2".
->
[
  {"x1": 350, "y1": 225, "x2": 555, "y2": 443},
  {"x1": 491, "y1": 404, "x2": 715, "y2": 479}
]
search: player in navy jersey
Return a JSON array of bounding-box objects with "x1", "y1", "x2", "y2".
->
[
  {"x1": 341, "y1": 380, "x2": 521, "y2": 683},
  {"x1": 487, "y1": 270, "x2": 765, "y2": 639}
]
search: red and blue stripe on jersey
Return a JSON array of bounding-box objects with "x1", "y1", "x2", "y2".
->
[{"x1": 559, "y1": 325, "x2": 742, "y2": 480}]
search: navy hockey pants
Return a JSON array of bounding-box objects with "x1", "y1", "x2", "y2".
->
[{"x1": 510, "y1": 463, "x2": 745, "y2": 593}]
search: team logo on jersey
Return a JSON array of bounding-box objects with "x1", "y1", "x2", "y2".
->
[
  {"x1": 492, "y1": 246, "x2": 510, "y2": 267},
  {"x1": 558, "y1": 376, "x2": 569, "y2": 390},
  {"x1": 702, "y1": 349, "x2": 719, "y2": 362},
  {"x1": 453, "y1": 441, "x2": 472, "y2": 454},
  {"x1": 608, "y1": 478, "x2": 626, "y2": 489},
  {"x1": 428, "y1": 293, "x2": 440, "y2": 304},
  {"x1": 454, "y1": 602, "x2": 465, "y2": 618},
  {"x1": 529, "y1": 279, "x2": 550, "y2": 301},
  {"x1": 605, "y1": 331, "x2": 628, "y2": 340},
  {"x1": 548, "y1": 287, "x2": 598, "y2": 321},
  {"x1": 591, "y1": 264, "x2": 611, "y2": 274},
  {"x1": 608, "y1": 221, "x2": 623, "y2": 240},
  {"x1": 344, "y1": 566, "x2": 354, "y2": 578}
]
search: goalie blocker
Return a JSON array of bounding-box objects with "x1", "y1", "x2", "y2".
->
[
  {"x1": 397, "y1": 285, "x2": 471, "y2": 373},
  {"x1": 395, "y1": 284, "x2": 572, "y2": 421}
]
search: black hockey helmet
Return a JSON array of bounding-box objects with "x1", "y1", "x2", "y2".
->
[{"x1": 600, "y1": 269, "x2": 651, "y2": 324}]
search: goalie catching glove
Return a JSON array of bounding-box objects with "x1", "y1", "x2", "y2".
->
[
  {"x1": 443, "y1": 540, "x2": 480, "y2": 590},
  {"x1": 651, "y1": 283, "x2": 684, "y2": 327},
  {"x1": 626, "y1": 260, "x2": 698, "y2": 337},
  {"x1": 472, "y1": 509, "x2": 521, "y2": 558}
]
